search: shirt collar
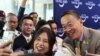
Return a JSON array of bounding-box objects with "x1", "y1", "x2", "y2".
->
[{"x1": 23, "y1": 34, "x2": 32, "y2": 43}]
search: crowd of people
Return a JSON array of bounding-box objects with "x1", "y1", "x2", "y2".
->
[{"x1": 0, "y1": 0, "x2": 100, "y2": 56}]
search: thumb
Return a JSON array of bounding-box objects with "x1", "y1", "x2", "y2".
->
[{"x1": 0, "y1": 41, "x2": 13, "y2": 48}]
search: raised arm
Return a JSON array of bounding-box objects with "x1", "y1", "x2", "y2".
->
[{"x1": 17, "y1": 0, "x2": 27, "y2": 21}]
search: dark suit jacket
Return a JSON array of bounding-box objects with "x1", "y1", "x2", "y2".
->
[
  {"x1": 0, "y1": 22, "x2": 4, "y2": 39},
  {"x1": 13, "y1": 34, "x2": 33, "y2": 51},
  {"x1": 0, "y1": 29, "x2": 4, "y2": 39},
  {"x1": 63, "y1": 27, "x2": 100, "y2": 56}
]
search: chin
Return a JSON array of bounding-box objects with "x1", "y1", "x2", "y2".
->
[{"x1": 70, "y1": 37, "x2": 76, "y2": 40}]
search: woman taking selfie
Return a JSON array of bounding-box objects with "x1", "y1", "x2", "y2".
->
[{"x1": 32, "y1": 27, "x2": 56, "y2": 56}]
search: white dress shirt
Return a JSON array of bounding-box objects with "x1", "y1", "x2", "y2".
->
[{"x1": 23, "y1": 34, "x2": 32, "y2": 43}]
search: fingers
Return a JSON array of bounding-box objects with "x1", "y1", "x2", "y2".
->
[
  {"x1": 0, "y1": 41, "x2": 13, "y2": 48},
  {"x1": 0, "y1": 48, "x2": 12, "y2": 56},
  {"x1": 0, "y1": 48, "x2": 12, "y2": 53},
  {"x1": 3, "y1": 48, "x2": 12, "y2": 53},
  {"x1": 0, "y1": 52, "x2": 11, "y2": 56},
  {"x1": 75, "y1": 48, "x2": 81, "y2": 56}
]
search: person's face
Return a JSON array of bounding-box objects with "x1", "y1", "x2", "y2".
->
[
  {"x1": 51, "y1": 23, "x2": 57, "y2": 34},
  {"x1": 21, "y1": 19, "x2": 34, "y2": 35},
  {"x1": 61, "y1": 14, "x2": 83, "y2": 40},
  {"x1": 8, "y1": 16, "x2": 18, "y2": 31},
  {"x1": 34, "y1": 32, "x2": 49, "y2": 54},
  {"x1": 31, "y1": 14, "x2": 38, "y2": 26}
]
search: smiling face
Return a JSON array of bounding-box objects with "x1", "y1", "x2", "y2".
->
[
  {"x1": 61, "y1": 14, "x2": 83, "y2": 40},
  {"x1": 21, "y1": 19, "x2": 34, "y2": 35},
  {"x1": 33, "y1": 32, "x2": 49, "y2": 54},
  {"x1": 51, "y1": 23, "x2": 57, "y2": 34}
]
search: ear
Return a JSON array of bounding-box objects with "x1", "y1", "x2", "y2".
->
[{"x1": 79, "y1": 19, "x2": 83, "y2": 24}]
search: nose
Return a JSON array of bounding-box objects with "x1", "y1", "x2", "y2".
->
[
  {"x1": 10, "y1": 22, "x2": 15, "y2": 26},
  {"x1": 64, "y1": 27, "x2": 71, "y2": 33},
  {"x1": 38, "y1": 41, "x2": 44, "y2": 46},
  {"x1": 66, "y1": 28, "x2": 71, "y2": 32},
  {"x1": 27, "y1": 25, "x2": 32, "y2": 29}
]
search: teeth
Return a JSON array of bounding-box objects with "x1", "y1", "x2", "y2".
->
[
  {"x1": 70, "y1": 30, "x2": 74, "y2": 35},
  {"x1": 37, "y1": 47, "x2": 43, "y2": 50}
]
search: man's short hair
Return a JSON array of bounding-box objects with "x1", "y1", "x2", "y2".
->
[
  {"x1": 61, "y1": 10, "x2": 81, "y2": 19},
  {"x1": 20, "y1": 16, "x2": 33, "y2": 26},
  {"x1": 29, "y1": 12, "x2": 38, "y2": 17},
  {"x1": 7, "y1": 13, "x2": 16, "y2": 17},
  {"x1": 6, "y1": 13, "x2": 17, "y2": 21}
]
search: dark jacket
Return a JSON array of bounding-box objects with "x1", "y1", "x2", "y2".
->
[
  {"x1": 13, "y1": 34, "x2": 33, "y2": 51},
  {"x1": 17, "y1": 7, "x2": 25, "y2": 31}
]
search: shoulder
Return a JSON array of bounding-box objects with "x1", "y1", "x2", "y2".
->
[
  {"x1": 88, "y1": 27, "x2": 100, "y2": 39},
  {"x1": 84, "y1": 27, "x2": 100, "y2": 39},
  {"x1": 14, "y1": 34, "x2": 24, "y2": 41}
]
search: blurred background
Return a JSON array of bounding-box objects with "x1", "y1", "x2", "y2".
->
[{"x1": 0, "y1": 0, "x2": 53, "y2": 21}]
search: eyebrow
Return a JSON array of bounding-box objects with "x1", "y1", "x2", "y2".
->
[{"x1": 63, "y1": 21, "x2": 71, "y2": 26}]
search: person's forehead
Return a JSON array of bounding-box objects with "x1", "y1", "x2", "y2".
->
[
  {"x1": 39, "y1": 32, "x2": 48, "y2": 39},
  {"x1": 61, "y1": 15, "x2": 76, "y2": 24},
  {"x1": 24, "y1": 20, "x2": 33, "y2": 24},
  {"x1": 8, "y1": 16, "x2": 18, "y2": 21},
  {"x1": 61, "y1": 18, "x2": 69, "y2": 25},
  {"x1": 52, "y1": 23, "x2": 56, "y2": 25},
  {"x1": 52, "y1": 23, "x2": 57, "y2": 27}
]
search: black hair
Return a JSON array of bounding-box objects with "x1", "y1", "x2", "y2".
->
[
  {"x1": 61, "y1": 10, "x2": 81, "y2": 19},
  {"x1": 47, "y1": 20, "x2": 57, "y2": 30},
  {"x1": 19, "y1": 16, "x2": 33, "y2": 26},
  {"x1": 29, "y1": 12, "x2": 38, "y2": 17},
  {"x1": 33, "y1": 27, "x2": 56, "y2": 56}
]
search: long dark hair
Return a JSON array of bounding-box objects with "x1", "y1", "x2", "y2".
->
[{"x1": 33, "y1": 27, "x2": 56, "y2": 56}]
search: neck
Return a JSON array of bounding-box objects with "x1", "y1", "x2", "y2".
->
[
  {"x1": 22, "y1": 33, "x2": 31, "y2": 37},
  {"x1": 77, "y1": 26, "x2": 84, "y2": 41}
]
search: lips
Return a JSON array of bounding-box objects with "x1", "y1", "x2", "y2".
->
[
  {"x1": 36, "y1": 45, "x2": 44, "y2": 52},
  {"x1": 26, "y1": 29, "x2": 32, "y2": 32}
]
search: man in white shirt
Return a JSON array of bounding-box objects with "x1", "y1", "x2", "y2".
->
[
  {"x1": 0, "y1": 13, "x2": 20, "y2": 46},
  {"x1": 13, "y1": 16, "x2": 34, "y2": 51}
]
